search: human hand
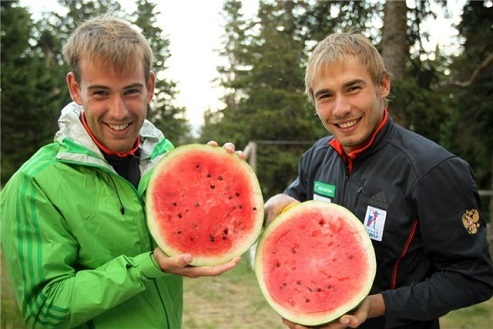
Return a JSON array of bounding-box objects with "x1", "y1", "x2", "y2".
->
[
  {"x1": 263, "y1": 194, "x2": 300, "y2": 226},
  {"x1": 206, "y1": 140, "x2": 245, "y2": 160},
  {"x1": 152, "y1": 247, "x2": 240, "y2": 278},
  {"x1": 280, "y1": 295, "x2": 382, "y2": 329}
]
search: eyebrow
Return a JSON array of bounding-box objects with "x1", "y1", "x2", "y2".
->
[{"x1": 87, "y1": 83, "x2": 145, "y2": 91}]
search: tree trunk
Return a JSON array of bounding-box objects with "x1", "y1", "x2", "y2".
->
[
  {"x1": 381, "y1": 0, "x2": 409, "y2": 125},
  {"x1": 490, "y1": 155, "x2": 493, "y2": 258}
]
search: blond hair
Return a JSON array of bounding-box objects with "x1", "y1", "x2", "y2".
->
[
  {"x1": 62, "y1": 15, "x2": 153, "y2": 83},
  {"x1": 305, "y1": 33, "x2": 390, "y2": 103}
]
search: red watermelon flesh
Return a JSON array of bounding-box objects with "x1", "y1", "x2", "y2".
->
[
  {"x1": 255, "y1": 200, "x2": 376, "y2": 326},
  {"x1": 146, "y1": 144, "x2": 264, "y2": 266}
]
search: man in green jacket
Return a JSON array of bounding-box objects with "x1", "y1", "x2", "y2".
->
[{"x1": 1, "y1": 16, "x2": 239, "y2": 329}]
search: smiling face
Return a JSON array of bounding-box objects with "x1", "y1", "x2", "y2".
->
[
  {"x1": 67, "y1": 58, "x2": 155, "y2": 153},
  {"x1": 312, "y1": 56, "x2": 390, "y2": 154}
]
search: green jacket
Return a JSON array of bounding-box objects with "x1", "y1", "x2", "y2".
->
[{"x1": 1, "y1": 103, "x2": 182, "y2": 329}]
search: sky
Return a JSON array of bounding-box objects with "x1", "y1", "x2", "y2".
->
[{"x1": 19, "y1": 0, "x2": 472, "y2": 129}]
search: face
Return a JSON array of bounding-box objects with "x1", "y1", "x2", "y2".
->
[
  {"x1": 312, "y1": 56, "x2": 390, "y2": 154},
  {"x1": 67, "y1": 58, "x2": 155, "y2": 153}
]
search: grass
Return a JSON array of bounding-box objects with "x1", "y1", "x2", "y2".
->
[
  {"x1": 439, "y1": 298, "x2": 493, "y2": 329},
  {"x1": 2, "y1": 253, "x2": 492, "y2": 329},
  {"x1": 182, "y1": 257, "x2": 284, "y2": 329}
]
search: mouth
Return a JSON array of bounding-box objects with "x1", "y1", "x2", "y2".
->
[
  {"x1": 108, "y1": 123, "x2": 130, "y2": 131},
  {"x1": 336, "y1": 118, "x2": 359, "y2": 129}
]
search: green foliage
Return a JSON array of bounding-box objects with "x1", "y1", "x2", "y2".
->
[
  {"x1": 132, "y1": 0, "x2": 192, "y2": 145},
  {"x1": 440, "y1": 1, "x2": 493, "y2": 188},
  {"x1": 390, "y1": 77, "x2": 452, "y2": 143},
  {"x1": 1, "y1": 1, "x2": 64, "y2": 184}
]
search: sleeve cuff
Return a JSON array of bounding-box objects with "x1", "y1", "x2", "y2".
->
[{"x1": 127, "y1": 252, "x2": 169, "y2": 279}]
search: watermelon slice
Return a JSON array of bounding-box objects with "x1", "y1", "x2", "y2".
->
[
  {"x1": 146, "y1": 144, "x2": 264, "y2": 266},
  {"x1": 255, "y1": 200, "x2": 376, "y2": 326}
]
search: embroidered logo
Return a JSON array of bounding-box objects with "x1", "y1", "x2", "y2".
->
[
  {"x1": 368, "y1": 191, "x2": 388, "y2": 209},
  {"x1": 364, "y1": 206, "x2": 387, "y2": 241},
  {"x1": 462, "y1": 209, "x2": 480, "y2": 234}
]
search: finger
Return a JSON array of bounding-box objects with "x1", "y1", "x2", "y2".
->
[
  {"x1": 153, "y1": 248, "x2": 193, "y2": 270},
  {"x1": 180, "y1": 256, "x2": 241, "y2": 278},
  {"x1": 222, "y1": 142, "x2": 235, "y2": 153},
  {"x1": 338, "y1": 315, "x2": 359, "y2": 328},
  {"x1": 206, "y1": 140, "x2": 219, "y2": 147},
  {"x1": 236, "y1": 150, "x2": 245, "y2": 160},
  {"x1": 281, "y1": 318, "x2": 306, "y2": 329}
]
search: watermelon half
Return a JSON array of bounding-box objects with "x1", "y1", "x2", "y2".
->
[
  {"x1": 255, "y1": 200, "x2": 376, "y2": 326},
  {"x1": 146, "y1": 144, "x2": 264, "y2": 266}
]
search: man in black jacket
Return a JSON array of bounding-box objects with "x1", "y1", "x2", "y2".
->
[{"x1": 264, "y1": 32, "x2": 493, "y2": 329}]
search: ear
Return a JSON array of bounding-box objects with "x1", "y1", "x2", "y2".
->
[
  {"x1": 379, "y1": 74, "x2": 391, "y2": 98},
  {"x1": 66, "y1": 72, "x2": 83, "y2": 105},
  {"x1": 146, "y1": 71, "x2": 156, "y2": 103}
]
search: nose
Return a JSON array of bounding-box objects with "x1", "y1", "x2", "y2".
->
[
  {"x1": 110, "y1": 94, "x2": 128, "y2": 119},
  {"x1": 332, "y1": 95, "x2": 351, "y2": 117}
]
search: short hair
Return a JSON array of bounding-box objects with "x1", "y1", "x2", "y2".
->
[
  {"x1": 305, "y1": 32, "x2": 390, "y2": 103},
  {"x1": 62, "y1": 15, "x2": 154, "y2": 83}
]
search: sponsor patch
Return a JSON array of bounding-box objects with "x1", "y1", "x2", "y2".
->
[
  {"x1": 364, "y1": 206, "x2": 387, "y2": 241},
  {"x1": 462, "y1": 209, "x2": 480, "y2": 234},
  {"x1": 313, "y1": 181, "x2": 335, "y2": 203}
]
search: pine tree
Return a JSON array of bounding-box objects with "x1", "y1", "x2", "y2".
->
[
  {"x1": 132, "y1": 0, "x2": 191, "y2": 145},
  {"x1": 442, "y1": 1, "x2": 493, "y2": 189},
  {"x1": 1, "y1": 1, "x2": 63, "y2": 183}
]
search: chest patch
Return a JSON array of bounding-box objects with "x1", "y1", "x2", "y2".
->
[
  {"x1": 364, "y1": 206, "x2": 387, "y2": 241},
  {"x1": 313, "y1": 181, "x2": 335, "y2": 203}
]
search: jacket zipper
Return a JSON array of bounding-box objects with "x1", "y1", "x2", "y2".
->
[{"x1": 109, "y1": 175, "x2": 126, "y2": 215}]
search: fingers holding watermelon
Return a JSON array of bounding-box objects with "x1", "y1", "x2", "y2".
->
[
  {"x1": 263, "y1": 193, "x2": 300, "y2": 226},
  {"x1": 206, "y1": 140, "x2": 245, "y2": 160},
  {"x1": 152, "y1": 247, "x2": 241, "y2": 278}
]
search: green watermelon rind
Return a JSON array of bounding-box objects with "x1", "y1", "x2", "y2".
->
[
  {"x1": 146, "y1": 144, "x2": 264, "y2": 266},
  {"x1": 254, "y1": 200, "x2": 376, "y2": 326}
]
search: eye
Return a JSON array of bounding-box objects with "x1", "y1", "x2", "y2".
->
[
  {"x1": 124, "y1": 88, "x2": 142, "y2": 96},
  {"x1": 93, "y1": 90, "x2": 109, "y2": 97},
  {"x1": 316, "y1": 91, "x2": 333, "y2": 101},
  {"x1": 347, "y1": 84, "x2": 362, "y2": 93}
]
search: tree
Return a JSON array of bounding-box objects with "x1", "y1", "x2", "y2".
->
[
  {"x1": 132, "y1": 0, "x2": 191, "y2": 145},
  {"x1": 201, "y1": 0, "x2": 253, "y2": 145},
  {"x1": 381, "y1": 1, "x2": 408, "y2": 81},
  {"x1": 379, "y1": 0, "x2": 452, "y2": 142},
  {"x1": 441, "y1": 1, "x2": 493, "y2": 190},
  {"x1": 1, "y1": 1, "x2": 62, "y2": 184}
]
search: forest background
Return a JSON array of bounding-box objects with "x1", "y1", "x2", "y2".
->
[
  {"x1": 1, "y1": 0, "x2": 492, "y2": 209},
  {"x1": 1, "y1": 0, "x2": 492, "y2": 328}
]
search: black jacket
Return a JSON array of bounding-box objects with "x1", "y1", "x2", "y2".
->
[{"x1": 285, "y1": 115, "x2": 493, "y2": 329}]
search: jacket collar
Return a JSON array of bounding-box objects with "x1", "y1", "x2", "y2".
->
[{"x1": 329, "y1": 109, "x2": 392, "y2": 173}]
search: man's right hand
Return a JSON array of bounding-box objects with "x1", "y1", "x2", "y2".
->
[{"x1": 263, "y1": 194, "x2": 300, "y2": 226}]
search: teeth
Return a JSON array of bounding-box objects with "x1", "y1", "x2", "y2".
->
[
  {"x1": 109, "y1": 124, "x2": 128, "y2": 131},
  {"x1": 339, "y1": 120, "x2": 358, "y2": 129}
]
